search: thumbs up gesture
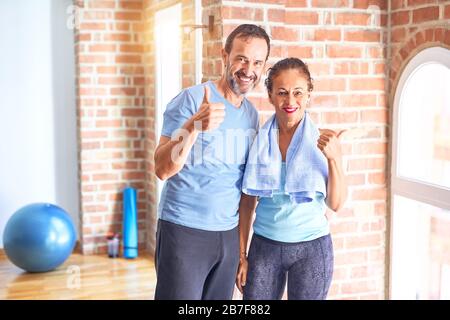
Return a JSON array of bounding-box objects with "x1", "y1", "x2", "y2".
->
[
  {"x1": 192, "y1": 85, "x2": 226, "y2": 132},
  {"x1": 317, "y1": 128, "x2": 346, "y2": 161}
]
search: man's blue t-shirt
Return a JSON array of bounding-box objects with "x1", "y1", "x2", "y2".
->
[{"x1": 158, "y1": 81, "x2": 259, "y2": 231}]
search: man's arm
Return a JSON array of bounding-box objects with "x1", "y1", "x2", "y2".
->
[
  {"x1": 154, "y1": 120, "x2": 199, "y2": 180},
  {"x1": 154, "y1": 85, "x2": 225, "y2": 180}
]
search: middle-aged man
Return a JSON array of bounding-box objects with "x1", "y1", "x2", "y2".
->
[{"x1": 153, "y1": 24, "x2": 270, "y2": 300}]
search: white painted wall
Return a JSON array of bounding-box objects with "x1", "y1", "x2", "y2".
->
[{"x1": 0, "y1": 0, "x2": 79, "y2": 248}]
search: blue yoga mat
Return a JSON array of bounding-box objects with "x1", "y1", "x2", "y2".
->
[{"x1": 123, "y1": 187, "x2": 138, "y2": 258}]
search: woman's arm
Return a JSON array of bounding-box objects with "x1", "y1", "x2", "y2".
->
[
  {"x1": 317, "y1": 129, "x2": 348, "y2": 212},
  {"x1": 325, "y1": 157, "x2": 347, "y2": 211},
  {"x1": 236, "y1": 193, "x2": 257, "y2": 293}
]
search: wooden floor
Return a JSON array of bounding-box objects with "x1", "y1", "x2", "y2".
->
[{"x1": 0, "y1": 251, "x2": 156, "y2": 299}]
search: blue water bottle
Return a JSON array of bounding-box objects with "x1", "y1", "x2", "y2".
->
[{"x1": 123, "y1": 187, "x2": 138, "y2": 258}]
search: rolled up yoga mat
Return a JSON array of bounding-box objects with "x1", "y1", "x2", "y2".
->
[{"x1": 123, "y1": 186, "x2": 138, "y2": 258}]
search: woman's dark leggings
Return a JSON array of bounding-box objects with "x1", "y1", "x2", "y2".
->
[{"x1": 243, "y1": 234, "x2": 334, "y2": 300}]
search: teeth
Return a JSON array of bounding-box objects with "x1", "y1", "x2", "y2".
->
[{"x1": 238, "y1": 75, "x2": 252, "y2": 82}]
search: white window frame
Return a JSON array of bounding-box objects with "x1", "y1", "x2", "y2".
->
[
  {"x1": 154, "y1": 3, "x2": 182, "y2": 203},
  {"x1": 390, "y1": 46, "x2": 450, "y2": 299}
]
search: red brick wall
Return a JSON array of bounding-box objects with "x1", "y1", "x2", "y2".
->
[
  {"x1": 72, "y1": 0, "x2": 449, "y2": 299},
  {"x1": 202, "y1": 0, "x2": 224, "y2": 81},
  {"x1": 217, "y1": 0, "x2": 388, "y2": 300},
  {"x1": 74, "y1": 0, "x2": 197, "y2": 255},
  {"x1": 389, "y1": 0, "x2": 450, "y2": 98},
  {"x1": 74, "y1": 0, "x2": 148, "y2": 254},
  {"x1": 142, "y1": 0, "x2": 197, "y2": 254}
]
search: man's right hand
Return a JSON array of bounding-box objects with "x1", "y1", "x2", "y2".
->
[{"x1": 191, "y1": 85, "x2": 226, "y2": 132}]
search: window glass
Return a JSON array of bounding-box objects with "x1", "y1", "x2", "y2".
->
[
  {"x1": 397, "y1": 63, "x2": 450, "y2": 189},
  {"x1": 392, "y1": 195, "x2": 450, "y2": 299}
]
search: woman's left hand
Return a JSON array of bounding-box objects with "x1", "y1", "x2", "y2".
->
[
  {"x1": 236, "y1": 256, "x2": 248, "y2": 294},
  {"x1": 317, "y1": 129, "x2": 345, "y2": 161}
]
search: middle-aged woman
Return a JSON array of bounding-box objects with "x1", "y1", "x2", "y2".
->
[{"x1": 236, "y1": 57, "x2": 347, "y2": 300}]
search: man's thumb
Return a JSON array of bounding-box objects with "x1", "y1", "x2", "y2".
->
[{"x1": 203, "y1": 85, "x2": 211, "y2": 104}]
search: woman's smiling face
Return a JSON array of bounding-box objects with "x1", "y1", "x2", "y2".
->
[{"x1": 269, "y1": 68, "x2": 311, "y2": 126}]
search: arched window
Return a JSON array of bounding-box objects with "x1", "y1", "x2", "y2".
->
[{"x1": 390, "y1": 47, "x2": 450, "y2": 299}]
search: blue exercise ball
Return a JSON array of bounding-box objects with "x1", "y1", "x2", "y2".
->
[{"x1": 3, "y1": 203, "x2": 76, "y2": 273}]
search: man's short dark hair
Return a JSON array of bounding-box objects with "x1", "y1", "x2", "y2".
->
[{"x1": 224, "y1": 24, "x2": 270, "y2": 60}]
